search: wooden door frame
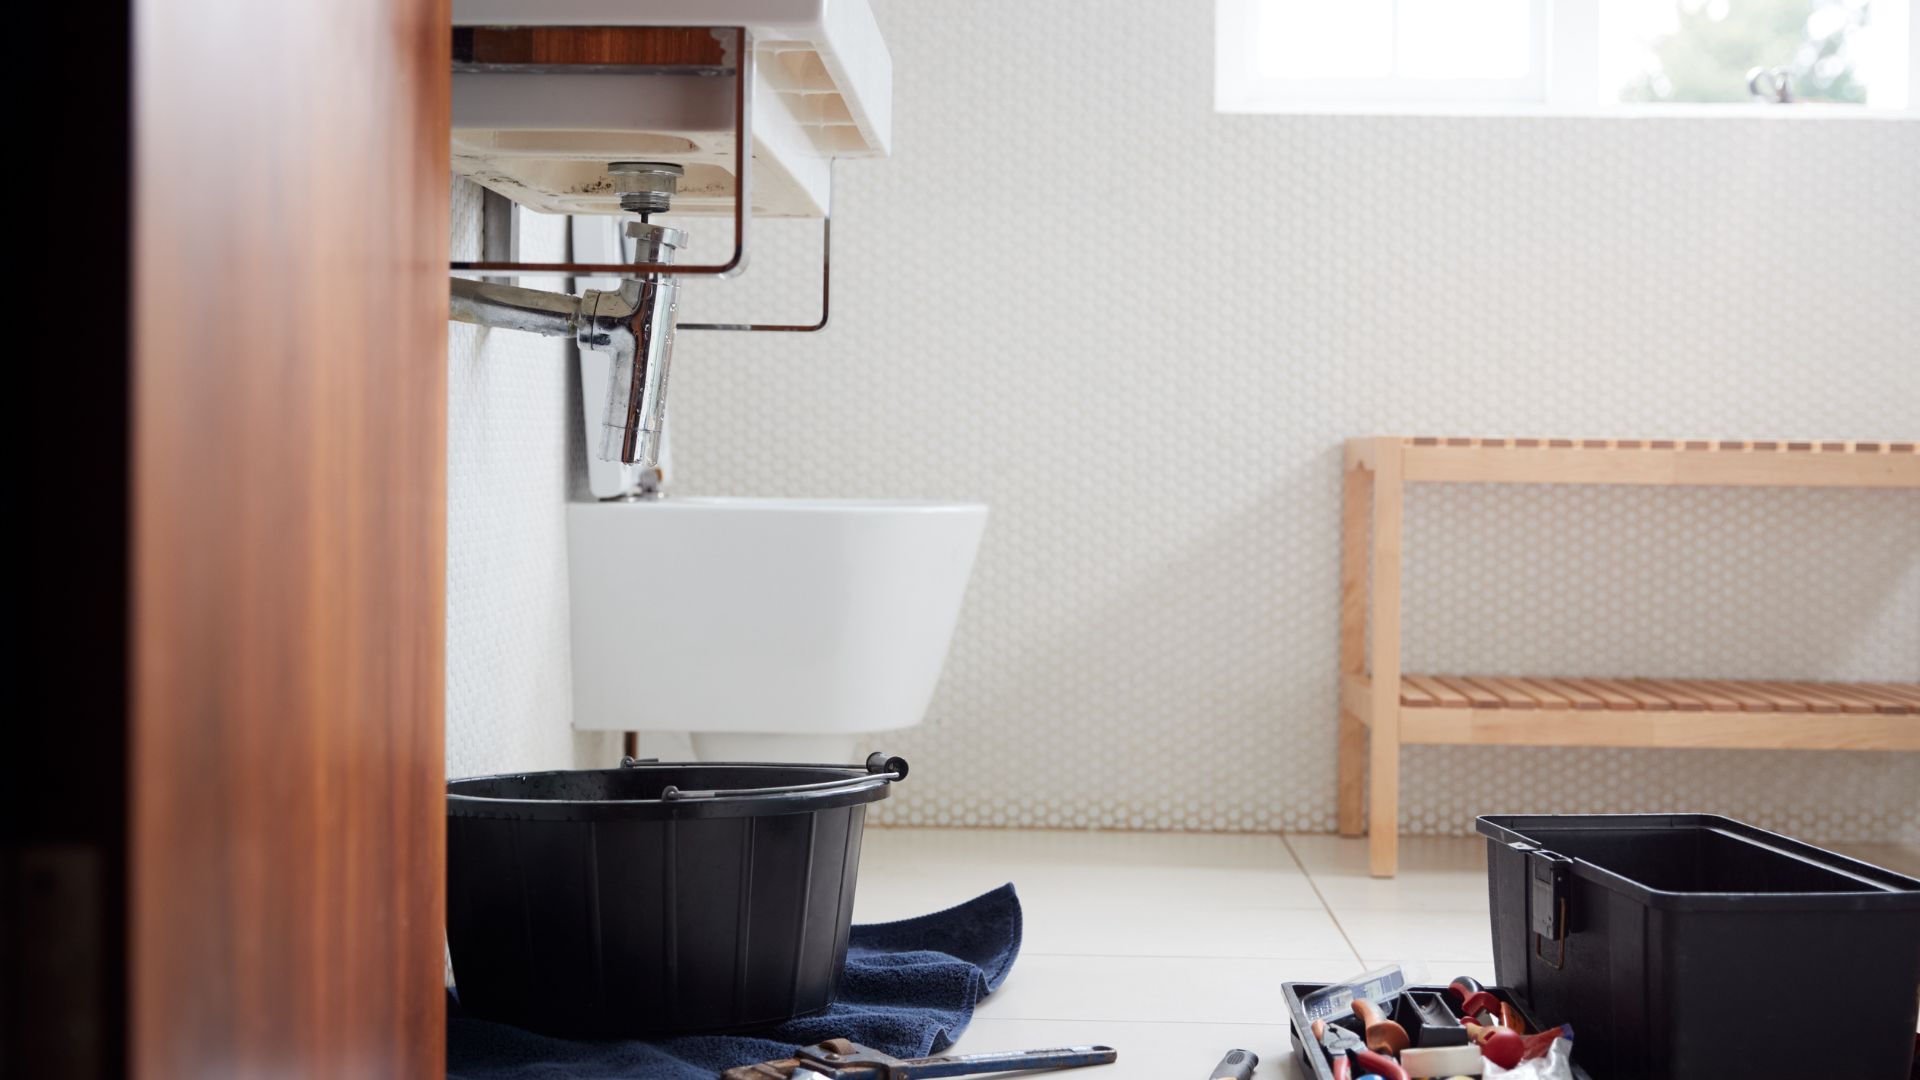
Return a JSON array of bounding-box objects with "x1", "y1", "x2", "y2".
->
[{"x1": 26, "y1": 1, "x2": 456, "y2": 1076}]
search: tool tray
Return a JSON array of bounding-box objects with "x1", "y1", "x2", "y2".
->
[{"x1": 1283, "y1": 981, "x2": 1594, "y2": 1080}]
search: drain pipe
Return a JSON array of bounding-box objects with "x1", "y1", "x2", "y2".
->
[{"x1": 449, "y1": 278, "x2": 581, "y2": 338}]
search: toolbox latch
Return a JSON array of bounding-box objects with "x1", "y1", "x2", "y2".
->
[{"x1": 1524, "y1": 845, "x2": 1573, "y2": 970}]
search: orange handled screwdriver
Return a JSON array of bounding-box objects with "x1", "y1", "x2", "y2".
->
[{"x1": 1351, "y1": 997, "x2": 1410, "y2": 1056}]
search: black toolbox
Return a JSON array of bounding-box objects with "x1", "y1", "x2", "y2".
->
[
  {"x1": 1283, "y1": 981, "x2": 1594, "y2": 1080},
  {"x1": 1479, "y1": 813, "x2": 1920, "y2": 1079}
]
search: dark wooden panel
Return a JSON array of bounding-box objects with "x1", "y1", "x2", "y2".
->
[
  {"x1": 130, "y1": 0, "x2": 449, "y2": 1076},
  {"x1": 456, "y1": 26, "x2": 729, "y2": 68}
]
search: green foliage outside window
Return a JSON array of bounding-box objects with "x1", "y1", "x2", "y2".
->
[{"x1": 1622, "y1": 0, "x2": 1869, "y2": 103}]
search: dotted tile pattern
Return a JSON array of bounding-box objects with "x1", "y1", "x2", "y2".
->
[
  {"x1": 652, "y1": 1, "x2": 1920, "y2": 842},
  {"x1": 446, "y1": 178, "x2": 618, "y2": 779},
  {"x1": 1397, "y1": 484, "x2": 1920, "y2": 840}
]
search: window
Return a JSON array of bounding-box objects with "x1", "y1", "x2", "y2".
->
[{"x1": 1216, "y1": 0, "x2": 1917, "y2": 112}]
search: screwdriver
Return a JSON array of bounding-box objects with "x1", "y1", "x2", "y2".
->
[{"x1": 1207, "y1": 1048, "x2": 1257, "y2": 1079}]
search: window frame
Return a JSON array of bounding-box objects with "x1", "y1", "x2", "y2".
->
[{"x1": 1214, "y1": 0, "x2": 1918, "y2": 115}]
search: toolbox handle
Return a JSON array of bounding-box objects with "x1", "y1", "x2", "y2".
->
[{"x1": 1510, "y1": 842, "x2": 1573, "y2": 970}]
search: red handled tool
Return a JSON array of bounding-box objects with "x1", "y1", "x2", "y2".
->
[
  {"x1": 1314, "y1": 1017, "x2": 1401, "y2": 1080},
  {"x1": 1313, "y1": 1017, "x2": 1362, "y2": 1080},
  {"x1": 1479, "y1": 1028, "x2": 1525, "y2": 1069},
  {"x1": 1346, "y1": 1047, "x2": 1409, "y2": 1080},
  {"x1": 1312, "y1": 1018, "x2": 1364, "y2": 1056},
  {"x1": 1445, "y1": 976, "x2": 1483, "y2": 1007},
  {"x1": 1456, "y1": 990, "x2": 1503, "y2": 1027},
  {"x1": 1350, "y1": 998, "x2": 1410, "y2": 1056}
]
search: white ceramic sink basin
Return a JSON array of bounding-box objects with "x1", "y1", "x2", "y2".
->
[{"x1": 566, "y1": 497, "x2": 987, "y2": 758}]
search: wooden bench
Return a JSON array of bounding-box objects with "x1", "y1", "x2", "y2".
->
[{"x1": 1338, "y1": 436, "x2": 1920, "y2": 877}]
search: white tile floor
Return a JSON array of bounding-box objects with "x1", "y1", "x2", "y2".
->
[
  {"x1": 854, "y1": 829, "x2": 1497, "y2": 1080},
  {"x1": 854, "y1": 830, "x2": 1920, "y2": 1077}
]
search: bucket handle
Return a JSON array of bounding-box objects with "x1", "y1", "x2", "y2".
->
[{"x1": 643, "y1": 752, "x2": 910, "y2": 802}]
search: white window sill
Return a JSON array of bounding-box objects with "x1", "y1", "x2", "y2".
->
[{"x1": 1215, "y1": 101, "x2": 1920, "y2": 119}]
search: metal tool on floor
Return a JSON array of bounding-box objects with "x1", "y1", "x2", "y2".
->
[
  {"x1": 721, "y1": 1038, "x2": 1118, "y2": 1079},
  {"x1": 1207, "y1": 1047, "x2": 1258, "y2": 1079}
]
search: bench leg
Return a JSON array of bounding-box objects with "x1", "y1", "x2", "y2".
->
[
  {"x1": 1337, "y1": 705, "x2": 1367, "y2": 836},
  {"x1": 1337, "y1": 458, "x2": 1371, "y2": 836},
  {"x1": 1366, "y1": 443, "x2": 1403, "y2": 878},
  {"x1": 1367, "y1": 708, "x2": 1400, "y2": 877}
]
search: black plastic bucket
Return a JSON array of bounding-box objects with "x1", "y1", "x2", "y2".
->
[
  {"x1": 1479, "y1": 813, "x2": 1920, "y2": 1079},
  {"x1": 446, "y1": 755, "x2": 905, "y2": 1037}
]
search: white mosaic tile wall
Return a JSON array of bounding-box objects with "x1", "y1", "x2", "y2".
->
[
  {"x1": 662, "y1": 1, "x2": 1920, "y2": 841},
  {"x1": 446, "y1": 178, "x2": 619, "y2": 779}
]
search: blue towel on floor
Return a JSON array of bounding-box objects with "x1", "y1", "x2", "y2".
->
[{"x1": 447, "y1": 883, "x2": 1023, "y2": 1080}]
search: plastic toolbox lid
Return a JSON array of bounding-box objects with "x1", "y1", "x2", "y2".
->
[{"x1": 1476, "y1": 813, "x2": 1920, "y2": 913}]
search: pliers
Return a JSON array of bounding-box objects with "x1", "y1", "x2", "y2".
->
[{"x1": 1314, "y1": 1019, "x2": 1408, "y2": 1080}]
